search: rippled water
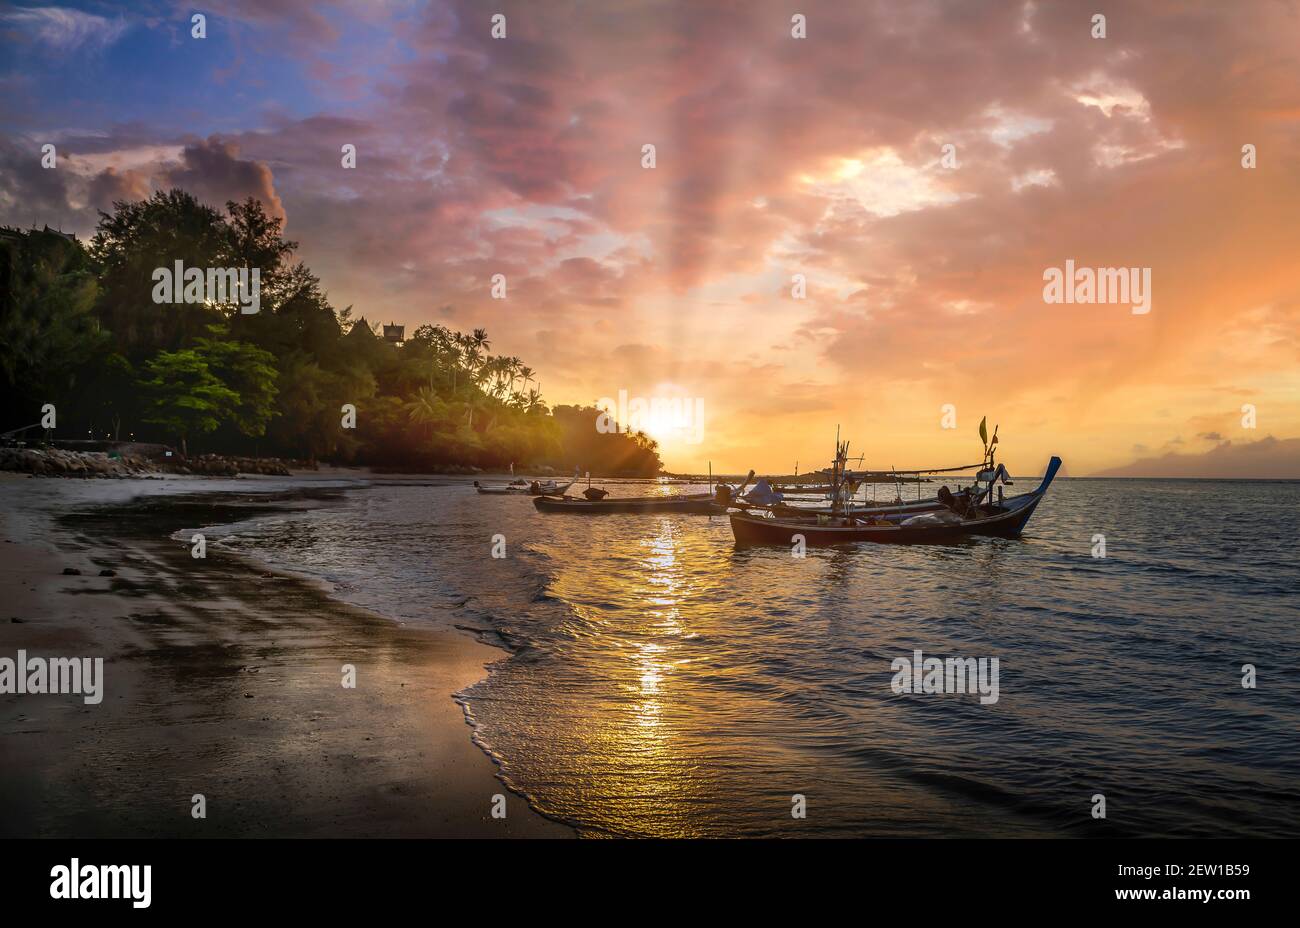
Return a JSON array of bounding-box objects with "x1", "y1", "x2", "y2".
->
[{"x1": 212, "y1": 477, "x2": 1300, "y2": 837}]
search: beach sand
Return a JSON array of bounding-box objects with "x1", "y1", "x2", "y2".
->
[{"x1": 0, "y1": 473, "x2": 572, "y2": 838}]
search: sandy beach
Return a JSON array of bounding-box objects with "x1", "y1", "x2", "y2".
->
[{"x1": 0, "y1": 473, "x2": 571, "y2": 838}]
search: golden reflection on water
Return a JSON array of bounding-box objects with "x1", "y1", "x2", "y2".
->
[
  {"x1": 546, "y1": 516, "x2": 718, "y2": 836},
  {"x1": 634, "y1": 644, "x2": 664, "y2": 730},
  {"x1": 516, "y1": 507, "x2": 979, "y2": 836},
  {"x1": 629, "y1": 524, "x2": 680, "y2": 738}
]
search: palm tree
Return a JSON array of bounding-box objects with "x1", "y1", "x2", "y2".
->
[
  {"x1": 463, "y1": 391, "x2": 490, "y2": 429},
  {"x1": 482, "y1": 355, "x2": 504, "y2": 399},
  {"x1": 456, "y1": 333, "x2": 482, "y2": 394},
  {"x1": 501, "y1": 357, "x2": 520, "y2": 398},
  {"x1": 523, "y1": 387, "x2": 545, "y2": 414},
  {"x1": 490, "y1": 357, "x2": 514, "y2": 400},
  {"x1": 405, "y1": 386, "x2": 445, "y2": 441},
  {"x1": 454, "y1": 332, "x2": 480, "y2": 389}
]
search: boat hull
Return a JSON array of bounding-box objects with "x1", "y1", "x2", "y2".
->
[{"x1": 731, "y1": 500, "x2": 1038, "y2": 546}]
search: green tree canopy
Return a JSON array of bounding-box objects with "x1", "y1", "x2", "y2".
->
[
  {"x1": 138, "y1": 349, "x2": 239, "y2": 456},
  {"x1": 3, "y1": 190, "x2": 663, "y2": 476}
]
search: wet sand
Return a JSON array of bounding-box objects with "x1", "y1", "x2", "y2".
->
[{"x1": 0, "y1": 474, "x2": 571, "y2": 837}]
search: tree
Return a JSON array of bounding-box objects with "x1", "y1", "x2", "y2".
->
[
  {"x1": 548, "y1": 404, "x2": 663, "y2": 476},
  {"x1": 14, "y1": 188, "x2": 606, "y2": 474},
  {"x1": 89, "y1": 190, "x2": 228, "y2": 359},
  {"x1": 193, "y1": 328, "x2": 279, "y2": 438},
  {"x1": 138, "y1": 349, "x2": 239, "y2": 455},
  {"x1": 404, "y1": 386, "x2": 450, "y2": 442},
  {"x1": 0, "y1": 228, "x2": 106, "y2": 429}
]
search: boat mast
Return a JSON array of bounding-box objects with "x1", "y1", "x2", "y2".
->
[{"x1": 831, "y1": 427, "x2": 847, "y2": 519}]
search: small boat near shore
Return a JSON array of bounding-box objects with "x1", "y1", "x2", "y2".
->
[
  {"x1": 534, "y1": 492, "x2": 718, "y2": 514},
  {"x1": 535, "y1": 469, "x2": 756, "y2": 514},
  {"x1": 475, "y1": 479, "x2": 573, "y2": 496}
]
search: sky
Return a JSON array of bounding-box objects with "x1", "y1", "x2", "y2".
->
[{"x1": 2, "y1": 0, "x2": 1298, "y2": 476}]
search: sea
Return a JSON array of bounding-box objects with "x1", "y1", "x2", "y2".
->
[{"x1": 204, "y1": 476, "x2": 1300, "y2": 838}]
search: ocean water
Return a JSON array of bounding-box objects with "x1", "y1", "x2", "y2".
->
[{"x1": 210, "y1": 477, "x2": 1300, "y2": 837}]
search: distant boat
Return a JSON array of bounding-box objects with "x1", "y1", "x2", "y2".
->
[
  {"x1": 535, "y1": 470, "x2": 756, "y2": 514},
  {"x1": 475, "y1": 479, "x2": 573, "y2": 496},
  {"x1": 730, "y1": 458, "x2": 1060, "y2": 546},
  {"x1": 533, "y1": 492, "x2": 717, "y2": 514}
]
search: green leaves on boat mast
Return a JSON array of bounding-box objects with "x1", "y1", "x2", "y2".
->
[{"x1": 978, "y1": 416, "x2": 999, "y2": 466}]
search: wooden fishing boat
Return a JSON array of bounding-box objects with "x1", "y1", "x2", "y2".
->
[
  {"x1": 730, "y1": 457, "x2": 1060, "y2": 547},
  {"x1": 533, "y1": 492, "x2": 718, "y2": 514},
  {"x1": 475, "y1": 480, "x2": 573, "y2": 496},
  {"x1": 772, "y1": 483, "x2": 838, "y2": 494},
  {"x1": 536, "y1": 470, "x2": 757, "y2": 514}
]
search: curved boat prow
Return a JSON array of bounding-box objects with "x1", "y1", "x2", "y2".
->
[{"x1": 1036, "y1": 456, "x2": 1063, "y2": 495}]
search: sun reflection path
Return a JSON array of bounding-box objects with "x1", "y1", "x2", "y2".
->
[
  {"x1": 529, "y1": 512, "x2": 751, "y2": 836},
  {"x1": 629, "y1": 522, "x2": 687, "y2": 734}
]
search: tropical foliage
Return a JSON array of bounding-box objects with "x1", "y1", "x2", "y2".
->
[{"x1": 0, "y1": 192, "x2": 662, "y2": 475}]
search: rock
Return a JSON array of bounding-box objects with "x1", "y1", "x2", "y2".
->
[
  {"x1": 99, "y1": 569, "x2": 116, "y2": 577},
  {"x1": 61, "y1": 567, "x2": 81, "y2": 576},
  {"x1": 0, "y1": 446, "x2": 163, "y2": 479}
]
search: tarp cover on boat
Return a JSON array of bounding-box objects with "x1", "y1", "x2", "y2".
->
[{"x1": 742, "y1": 478, "x2": 784, "y2": 506}]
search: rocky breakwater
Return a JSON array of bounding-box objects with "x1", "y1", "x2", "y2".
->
[
  {"x1": 0, "y1": 447, "x2": 306, "y2": 478},
  {"x1": 176, "y1": 454, "x2": 293, "y2": 476},
  {"x1": 0, "y1": 447, "x2": 157, "y2": 477}
]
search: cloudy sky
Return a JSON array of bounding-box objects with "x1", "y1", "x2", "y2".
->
[{"x1": 3, "y1": 0, "x2": 1298, "y2": 475}]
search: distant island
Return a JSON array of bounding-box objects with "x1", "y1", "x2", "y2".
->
[
  {"x1": 1090, "y1": 436, "x2": 1300, "y2": 480},
  {"x1": 0, "y1": 190, "x2": 662, "y2": 477}
]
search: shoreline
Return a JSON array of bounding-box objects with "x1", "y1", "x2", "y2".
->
[{"x1": 0, "y1": 473, "x2": 573, "y2": 838}]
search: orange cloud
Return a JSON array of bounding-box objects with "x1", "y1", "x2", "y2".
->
[{"x1": 7, "y1": 0, "x2": 1299, "y2": 475}]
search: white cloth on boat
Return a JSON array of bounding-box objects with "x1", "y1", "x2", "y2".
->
[
  {"x1": 742, "y1": 478, "x2": 784, "y2": 506},
  {"x1": 899, "y1": 510, "x2": 963, "y2": 527}
]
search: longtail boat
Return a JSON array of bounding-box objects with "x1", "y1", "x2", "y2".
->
[
  {"x1": 535, "y1": 470, "x2": 756, "y2": 514},
  {"x1": 737, "y1": 452, "x2": 998, "y2": 518},
  {"x1": 534, "y1": 492, "x2": 718, "y2": 514},
  {"x1": 771, "y1": 483, "x2": 837, "y2": 494},
  {"x1": 475, "y1": 479, "x2": 573, "y2": 496},
  {"x1": 731, "y1": 457, "x2": 1060, "y2": 547}
]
